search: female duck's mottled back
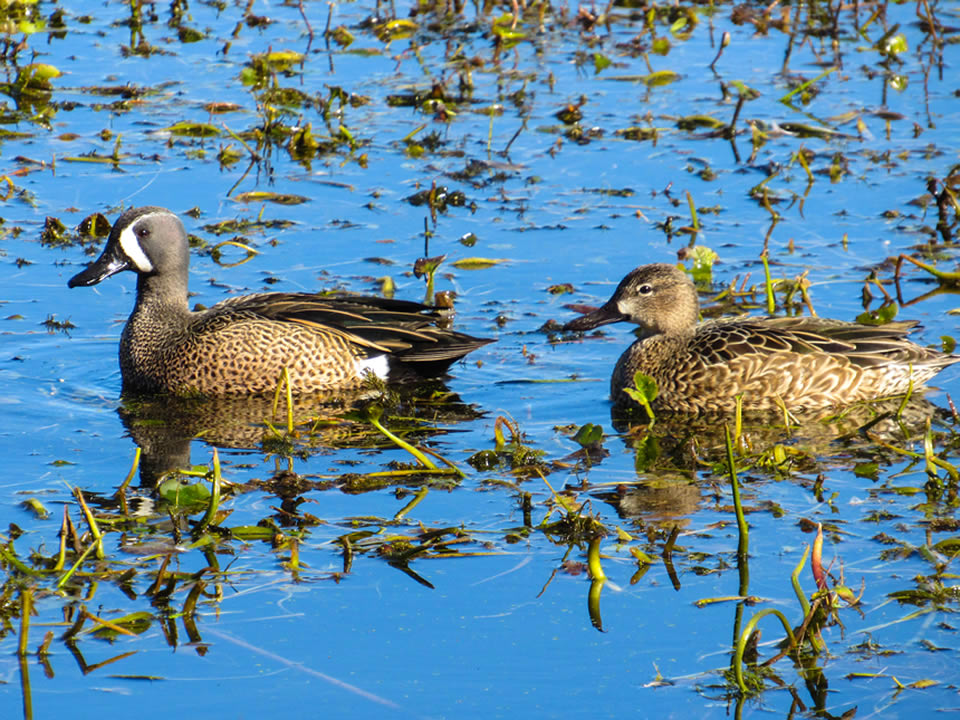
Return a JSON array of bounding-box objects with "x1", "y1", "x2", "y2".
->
[
  {"x1": 564, "y1": 263, "x2": 959, "y2": 414},
  {"x1": 68, "y1": 206, "x2": 491, "y2": 396}
]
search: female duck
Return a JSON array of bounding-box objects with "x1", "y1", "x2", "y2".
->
[
  {"x1": 564, "y1": 263, "x2": 958, "y2": 414},
  {"x1": 68, "y1": 206, "x2": 490, "y2": 396}
]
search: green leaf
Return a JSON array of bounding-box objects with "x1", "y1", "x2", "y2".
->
[
  {"x1": 231, "y1": 525, "x2": 279, "y2": 540},
  {"x1": 263, "y1": 50, "x2": 304, "y2": 68},
  {"x1": 164, "y1": 122, "x2": 220, "y2": 138},
  {"x1": 21, "y1": 498, "x2": 50, "y2": 520},
  {"x1": 158, "y1": 478, "x2": 211, "y2": 509},
  {"x1": 644, "y1": 70, "x2": 680, "y2": 87},
  {"x1": 855, "y1": 303, "x2": 899, "y2": 326},
  {"x1": 882, "y1": 33, "x2": 908, "y2": 56},
  {"x1": 329, "y1": 26, "x2": 354, "y2": 47},
  {"x1": 91, "y1": 611, "x2": 153, "y2": 638},
  {"x1": 451, "y1": 257, "x2": 508, "y2": 270},
  {"x1": 632, "y1": 372, "x2": 658, "y2": 402},
  {"x1": 27, "y1": 63, "x2": 60, "y2": 82},
  {"x1": 572, "y1": 423, "x2": 604, "y2": 448},
  {"x1": 178, "y1": 26, "x2": 204, "y2": 43},
  {"x1": 651, "y1": 37, "x2": 671, "y2": 56},
  {"x1": 676, "y1": 114, "x2": 725, "y2": 130},
  {"x1": 233, "y1": 191, "x2": 309, "y2": 205},
  {"x1": 633, "y1": 433, "x2": 660, "y2": 472},
  {"x1": 729, "y1": 80, "x2": 761, "y2": 100}
]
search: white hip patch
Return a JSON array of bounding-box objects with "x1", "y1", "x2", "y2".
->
[{"x1": 355, "y1": 354, "x2": 390, "y2": 380}]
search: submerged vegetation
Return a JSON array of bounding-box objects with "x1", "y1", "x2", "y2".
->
[{"x1": 1, "y1": 0, "x2": 960, "y2": 717}]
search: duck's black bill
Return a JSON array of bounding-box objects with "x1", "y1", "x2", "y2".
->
[
  {"x1": 68, "y1": 245, "x2": 131, "y2": 288},
  {"x1": 563, "y1": 303, "x2": 627, "y2": 332}
]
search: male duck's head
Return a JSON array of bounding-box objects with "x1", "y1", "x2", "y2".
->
[{"x1": 68, "y1": 206, "x2": 188, "y2": 288}]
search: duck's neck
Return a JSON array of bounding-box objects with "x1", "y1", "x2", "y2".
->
[{"x1": 128, "y1": 272, "x2": 192, "y2": 330}]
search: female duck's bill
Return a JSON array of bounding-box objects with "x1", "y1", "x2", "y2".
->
[
  {"x1": 68, "y1": 206, "x2": 492, "y2": 396},
  {"x1": 563, "y1": 263, "x2": 959, "y2": 414}
]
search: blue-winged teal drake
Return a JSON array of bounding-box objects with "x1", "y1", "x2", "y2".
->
[
  {"x1": 68, "y1": 206, "x2": 492, "y2": 396},
  {"x1": 564, "y1": 263, "x2": 959, "y2": 414}
]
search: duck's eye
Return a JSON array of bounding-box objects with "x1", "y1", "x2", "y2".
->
[
  {"x1": 136, "y1": 226, "x2": 149, "y2": 239},
  {"x1": 638, "y1": 284, "x2": 653, "y2": 295}
]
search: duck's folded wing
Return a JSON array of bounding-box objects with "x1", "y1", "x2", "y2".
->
[
  {"x1": 691, "y1": 317, "x2": 939, "y2": 369},
  {"x1": 211, "y1": 292, "x2": 492, "y2": 369}
]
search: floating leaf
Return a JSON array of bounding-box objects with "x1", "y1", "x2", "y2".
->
[
  {"x1": 491, "y1": 15, "x2": 526, "y2": 41},
  {"x1": 91, "y1": 611, "x2": 153, "y2": 639},
  {"x1": 158, "y1": 478, "x2": 211, "y2": 509},
  {"x1": 651, "y1": 37, "x2": 671, "y2": 55},
  {"x1": 729, "y1": 80, "x2": 761, "y2": 100},
  {"x1": 376, "y1": 19, "x2": 418, "y2": 41},
  {"x1": 888, "y1": 74, "x2": 908, "y2": 92},
  {"x1": 615, "y1": 126, "x2": 658, "y2": 142},
  {"x1": 607, "y1": 71, "x2": 680, "y2": 86},
  {"x1": 203, "y1": 102, "x2": 243, "y2": 114},
  {"x1": 329, "y1": 25, "x2": 354, "y2": 47},
  {"x1": 263, "y1": 50, "x2": 304, "y2": 69},
  {"x1": 778, "y1": 122, "x2": 847, "y2": 140},
  {"x1": 644, "y1": 70, "x2": 680, "y2": 87},
  {"x1": 21, "y1": 498, "x2": 49, "y2": 520},
  {"x1": 572, "y1": 423, "x2": 604, "y2": 448},
  {"x1": 77, "y1": 212, "x2": 112, "y2": 238},
  {"x1": 178, "y1": 26, "x2": 204, "y2": 43},
  {"x1": 233, "y1": 191, "x2": 308, "y2": 205},
  {"x1": 676, "y1": 115, "x2": 725, "y2": 130},
  {"x1": 231, "y1": 525, "x2": 279, "y2": 540},
  {"x1": 25, "y1": 63, "x2": 61, "y2": 82},
  {"x1": 881, "y1": 33, "x2": 908, "y2": 57},
  {"x1": 451, "y1": 257, "x2": 508, "y2": 270},
  {"x1": 669, "y1": 11, "x2": 698, "y2": 37},
  {"x1": 164, "y1": 122, "x2": 220, "y2": 138}
]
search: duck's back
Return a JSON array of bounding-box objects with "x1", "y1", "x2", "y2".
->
[{"x1": 612, "y1": 315, "x2": 959, "y2": 413}]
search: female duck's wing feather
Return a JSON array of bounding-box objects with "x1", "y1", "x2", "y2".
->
[{"x1": 690, "y1": 316, "x2": 945, "y2": 370}]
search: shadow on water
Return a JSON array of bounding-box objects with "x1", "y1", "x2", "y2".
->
[
  {"x1": 588, "y1": 396, "x2": 954, "y2": 524},
  {"x1": 115, "y1": 380, "x2": 485, "y2": 487}
]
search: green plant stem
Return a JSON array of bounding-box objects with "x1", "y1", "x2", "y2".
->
[
  {"x1": 195, "y1": 448, "x2": 223, "y2": 537},
  {"x1": 587, "y1": 535, "x2": 606, "y2": 581},
  {"x1": 779, "y1": 66, "x2": 837, "y2": 103},
  {"x1": 394, "y1": 487, "x2": 429, "y2": 520},
  {"x1": 733, "y1": 608, "x2": 797, "y2": 693},
  {"x1": 369, "y1": 414, "x2": 438, "y2": 470},
  {"x1": 725, "y1": 425, "x2": 749, "y2": 563},
  {"x1": 761, "y1": 254, "x2": 775, "y2": 314},
  {"x1": 57, "y1": 538, "x2": 99, "y2": 589}
]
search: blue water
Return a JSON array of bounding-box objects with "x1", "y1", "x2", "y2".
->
[{"x1": 2, "y1": 1, "x2": 959, "y2": 717}]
